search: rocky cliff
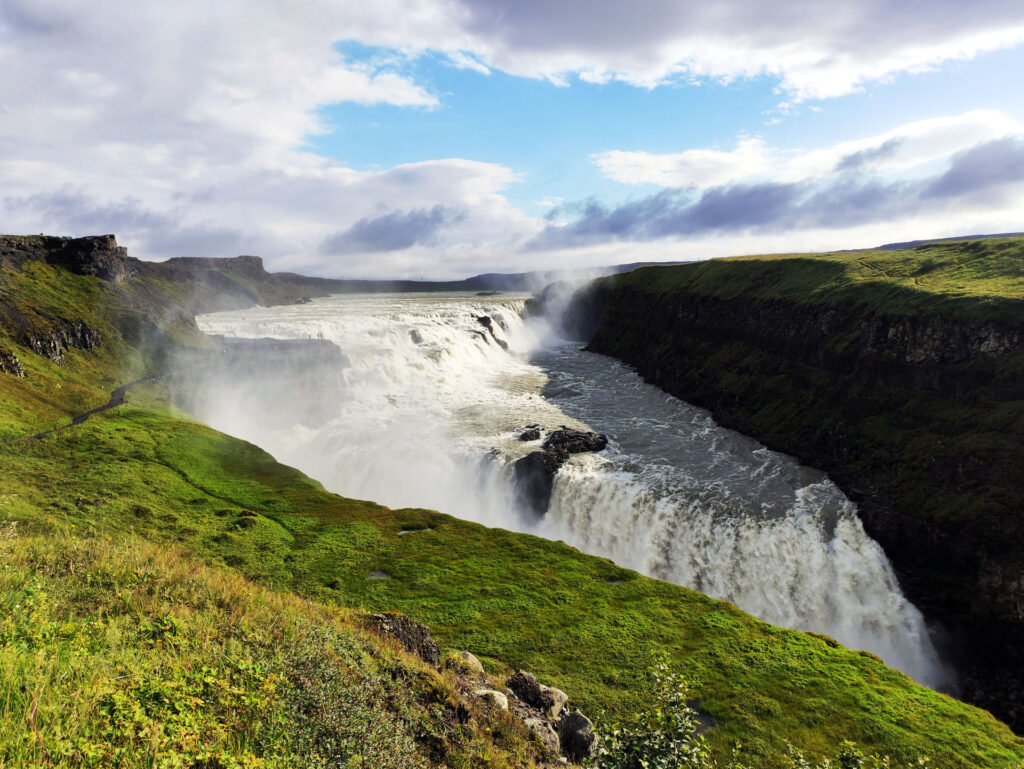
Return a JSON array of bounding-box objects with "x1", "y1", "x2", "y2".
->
[{"x1": 566, "y1": 239, "x2": 1024, "y2": 731}]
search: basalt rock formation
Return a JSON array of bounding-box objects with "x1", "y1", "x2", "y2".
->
[{"x1": 513, "y1": 427, "x2": 608, "y2": 516}]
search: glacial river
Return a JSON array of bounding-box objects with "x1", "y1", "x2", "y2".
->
[{"x1": 187, "y1": 291, "x2": 948, "y2": 687}]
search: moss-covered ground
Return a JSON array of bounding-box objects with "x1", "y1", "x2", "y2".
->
[
  {"x1": 1, "y1": 246, "x2": 1023, "y2": 767},
  {"x1": 617, "y1": 236, "x2": 1024, "y2": 322}
]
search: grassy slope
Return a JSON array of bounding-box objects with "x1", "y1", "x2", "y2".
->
[
  {"x1": 0, "y1": 254, "x2": 1022, "y2": 767},
  {"x1": 0, "y1": 532, "x2": 545, "y2": 769},
  {"x1": 617, "y1": 236, "x2": 1024, "y2": 318}
]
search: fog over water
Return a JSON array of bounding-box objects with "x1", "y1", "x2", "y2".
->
[{"x1": 184, "y1": 291, "x2": 949, "y2": 688}]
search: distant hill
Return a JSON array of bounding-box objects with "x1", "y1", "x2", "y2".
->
[{"x1": 877, "y1": 232, "x2": 1024, "y2": 250}]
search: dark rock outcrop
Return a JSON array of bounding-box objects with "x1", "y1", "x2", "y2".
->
[
  {"x1": 518, "y1": 425, "x2": 541, "y2": 441},
  {"x1": 572, "y1": 260, "x2": 1024, "y2": 732},
  {"x1": 0, "y1": 350, "x2": 24, "y2": 377},
  {"x1": 513, "y1": 427, "x2": 608, "y2": 516},
  {"x1": 559, "y1": 709, "x2": 597, "y2": 761},
  {"x1": 364, "y1": 612, "x2": 441, "y2": 667},
  {"x1": 544, "y1": 428, "x2": 608, "y2": 456},
  {"x1": 54, "y1": 234, "x2": 140, "y2": 283},
  {"x1": 21, "y1": 318, "x2": 101, "y2": 363},
  {"x1": 476, "y1": 314, "x2": 508, "y2": 350}
]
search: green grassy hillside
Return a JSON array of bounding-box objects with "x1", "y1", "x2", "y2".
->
[
  {"x1": 617, "y1": 236, "x2": 1024, "y2": 318},
  {"x1": 2, "y1": 239, "x2": 1023, "y2": 767}
]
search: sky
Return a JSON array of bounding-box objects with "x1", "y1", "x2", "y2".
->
[{"x1": 1, "y1": 1, "x2": 1023, "y2": 279}]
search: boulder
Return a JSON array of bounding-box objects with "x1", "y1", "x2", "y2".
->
[
  {"x1": 0, "y1": 351, "x2": 24, "y2": 377},
  {"x1": 512, "y1": 451, "x2": 561, "y2": 517},
  {"x1": 523, "y1": 717, "x2": 560, "y2": 754},
  {"x1": 559, "y1": 709, "x2": 597, "y2": 761},
  {"x1": 450, "y1": 650, "x2": 485, "y2": 674},
  {"x1": 518, "y1": 425, "x2": 542, "y2": 441},
  {"x1": 364, "y1": 612, "x2": 441, "y2": 667},
  {"x1": 541, "y1": 685, "x2": 569, "y2": 719},
  {"x1": 543, "y1": 427, "x2": 608, "y2": 456},
  {"x1": 506, "y1": 670, "x2": 554, "y2": 711},
  {"x1": 473, "y1": 688, "x2": 509, "y2": 710}
]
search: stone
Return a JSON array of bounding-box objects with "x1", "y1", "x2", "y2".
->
[
  {"x1": 541, "y1": 685, "x2": 569, "y2": 719},
  {"x1": 364, "y1": 612, "x2": 441, "y2": 667},
  {"x1": 512, "y1": 450, "x2": 561, "y2": 517},
  {"x1": 559, "y1": 709, "x2": 597, "y2": 761},
  {"x1": 0, "y1": 351, "x2": 24, "y2": 377},
  {"x1": 451, "y1": 650, "x2": 485, "y2": 673},
  {"x1": 523, "y1": 717, "x2": 560, "y2": 754},
  {"x1": 473, "y1": 688, "x2": 509, "y2": 710},
  {"x1": 543, "y1": 427, "x2": 608, "y2": 456},
  {"x1": 518, "y1": 425, "x2": 542, "y2": 441},
  {"x1": 506, "y1": 670, "x2": 550, "y2": 710},
  {"x1": 476, "y1": 314, "x2": 509, "y2": 350}
]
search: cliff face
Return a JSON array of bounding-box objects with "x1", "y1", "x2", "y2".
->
[{"x1": 570, "y1": 243, "x2": 1024, "y2": 731}]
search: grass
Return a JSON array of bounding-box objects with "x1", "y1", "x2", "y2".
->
[
  {"x1": 0, "y1": 528, "x2": 544, "y2": 769},
  {"x1": 0, "y1": 245, "x2": 1023, "y2": 767},
  {"x1": 613, "y1": 237, "x2": 1024, "y2": 324}
]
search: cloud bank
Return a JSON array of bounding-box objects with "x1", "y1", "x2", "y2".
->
[{"x1": 536, "y1": 135, "x2": 1024, "y2": 250}]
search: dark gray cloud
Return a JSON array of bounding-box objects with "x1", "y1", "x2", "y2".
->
[
  {"x1": 530, "y1": 137, "x2": 1024, "y2": 250},
  {"x1": 454, "y1": 0, "x2": 1024, "y2": 57},
  {"x1": 925, "y1": 137, "x2": 1024, "y2": 198},
  {"x1": 835, "y1": 138, "x2": 905, "y2": 172},
  {"x1": 320, "y1": 205, "x2": 462, "y2": 255},
  {"x1": 0, "y1": 0, "x2": 74, "y2": 36}
]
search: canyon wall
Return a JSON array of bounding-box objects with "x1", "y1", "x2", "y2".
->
[{"x1": 568, "y1": 249, "x2": 1024, "y2": 729}]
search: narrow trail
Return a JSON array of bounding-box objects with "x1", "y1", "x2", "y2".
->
[{"x1": 27, "y1": 375, "x2": 162, "y2": 440}]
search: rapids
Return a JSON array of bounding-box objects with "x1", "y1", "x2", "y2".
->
[{"x1": 185, "y1": 291, "x2": 949, "y2": 687}]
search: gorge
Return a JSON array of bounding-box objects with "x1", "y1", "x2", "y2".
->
[{"x1": 177, "y1": 290, "x2": 948, "y2": 688}]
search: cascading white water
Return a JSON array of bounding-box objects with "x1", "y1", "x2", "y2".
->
[{"x1": 189, "y1": 291, "x2": 949, "y2": 688}]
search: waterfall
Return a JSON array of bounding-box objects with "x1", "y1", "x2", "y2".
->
[{"x1": 187, "y1": 291, "x2": 950, "y2": 688}]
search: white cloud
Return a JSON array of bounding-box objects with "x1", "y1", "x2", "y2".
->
[
  {"x1": 422, "y1": 0, "x2": 1024, "y2": 101},
  {"x1": 594, "y1": 110, "x2": 1024, "y2": 189},
  {"x1": 594, "y1": 139, "x2": 771, "y2": 188},
  {"x1": 0, "y1": 0, "x2": 543, "y2": 279}
]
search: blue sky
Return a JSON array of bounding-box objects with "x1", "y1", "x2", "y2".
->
[
  {"x1": 2, "y1": 0, "x2": 1023, "y2": 278},
  {"x1": 316, "y1": 43, "x2": 1024, "y2": 218}
]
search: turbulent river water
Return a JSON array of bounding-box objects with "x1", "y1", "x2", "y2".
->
[{"x1": 189, "y1": 291, "x2": 949, "y2": 687}]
